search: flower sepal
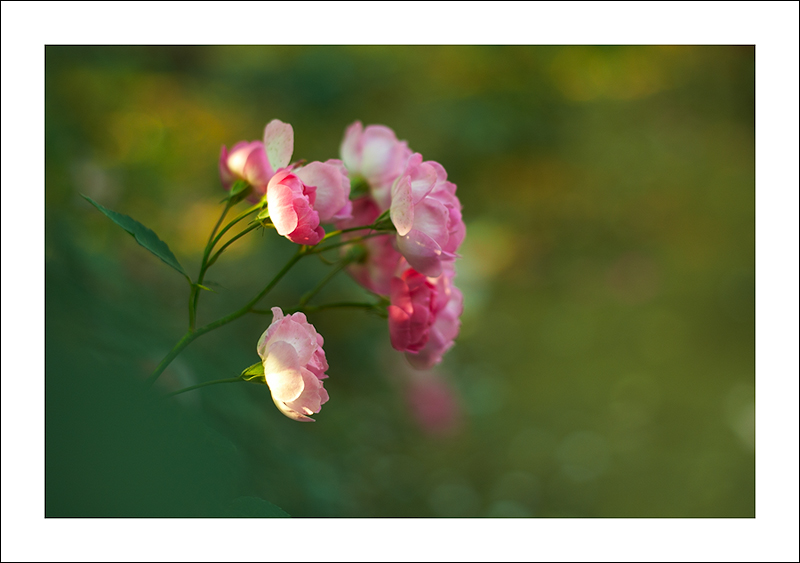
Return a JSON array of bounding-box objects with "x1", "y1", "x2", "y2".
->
[
  {"x1": 240, "y1": 361, "x2": 266, "y2": 383},
  {"x1": 349, "y1": 175, "x2": 369, "y2": 199},
  {"x1": 223, "y1": 179, "x2": 253, "y2": 205},
  {"x1": 371, "y1": 209, "x2": 396, "y2": 232}
]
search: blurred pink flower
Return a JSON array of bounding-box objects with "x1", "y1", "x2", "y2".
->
[
  {"x1": 340, "y1": 121, "x2": 412, "y2": 209},
  {"x1": 388, "y1": 268, "x2": 437, "y2": 354},
  {"x1": 257, "y1": 307, "x2": 330, "y2": 422},
  {"x1": 390, "y1": 154, "x2": 466, "y2": 277},
  {"x1": 401, "y1": 367, "x2": 463, "y2": 437}
]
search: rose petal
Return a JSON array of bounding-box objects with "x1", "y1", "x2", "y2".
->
[
  {"x1": 408, "y1": 159, "x2": 437, "y2": 205},
  {"x1": 390, "y1": 276, "x2": 413, "y2": 315},
  {"x1": 390, "y1": 175, "x2": 414, "y2": 236},
  {"x1": 360, "y1": 125, "x2": 405, "y2": 182},
  {"x1": 263, "y1": 340, "x2": 304, "y2": 402},
  {"x1": 283, "y1": 367, "x2": 326, "y2": 415},
  {"x1": 256, "y1": 307, "x2": 286, "y2": 358},
  {"x1": 219, "y1": 145, "x2": 235, "y2": 189},
  {"x1": 397, "y1": 229, "x2": 443, "y2": 277},
  {"x1": 388, "y1": 304, "x2": 412, "y2": 351},
  {"x1": 263, "y1": 315, "x2": 318, "y2": 366},
  {"x1": 294, "y1": 160, "x2": 350, "y2": 223},
  {"x1": 340, "y1": 121, "x2": 363, "y2": 172},
  {"x1": 267, "y1": 178, "x2": 299, "y2": 236},
  {"x1": 263, "y1": 119, "x2": 294, "y2": 171},
  {"x1": 411, "y1": 197, "x2": 449, "y2": 248},
  {"x1": 286, "y1": 198, "x2": 323, "y2": 245},
  {"x1": 243, "y1": 143, "x2": 274, "y2": 187},
  {"x1": 272, "y1": 397, "x2": 316, "y2": 422}
]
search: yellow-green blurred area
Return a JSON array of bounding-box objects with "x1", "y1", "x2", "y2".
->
[{"x1": 45, "y1": 45, "x2": 754, "y2": 517}]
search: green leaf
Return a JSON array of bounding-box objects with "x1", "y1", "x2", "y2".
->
[
  {"x1": 82, "y1": 195, "x2": 190, "y2": 281},
  {"x1": 195, "y1": 284, "x2": 216, "y2": 293},
  {"x1": 224, "y1": 496, "x2": 290, "y2": 517},
  {"x1": 256, "y1": 207, "x2": 271, "y2": 221},
  {"x1": 240, "y1": 361, "x2": 265, "y2": 382}
]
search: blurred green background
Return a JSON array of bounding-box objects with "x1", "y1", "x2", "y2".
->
[{"x1": 45, "y1": 45, "x2": 754, "y2": 517}]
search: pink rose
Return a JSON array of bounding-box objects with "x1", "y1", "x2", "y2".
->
[
  {"x1": 219, "y1": 141, "x2": 272, "y2": 197},
  {"x1": 219, "y1": 119, "x2": 294, "y2": 200},
  {"x1": 220, "y1": 120, "x2": 353, "y2": 235},
  {"x1": 257, "y1": 307, "x2": 330, "y2": 422},
  {"x1": 267, "y1": 169, "x2": 324, "y2": 245},
  {"x1": 388, "y1": 268, "x2": 437, "y2": 354},
  {"x1": 293, "y1": 159, "x2": 353, "y2": 224},
  {"x1": 340, "y1": 121, "x2": 412, "y2": 209},
  {"x1": 267, "y1": 160, "x2": 352, "y2": 246},
  {"x1": 404, "y1": 262, "x2": 464, "y2": 370},
  {"x1": 390, "y1": 154, "x2": 466, "y2": 278},
  {"x1": 335, "y1": 195, "x2": 402, "y2": 296}
]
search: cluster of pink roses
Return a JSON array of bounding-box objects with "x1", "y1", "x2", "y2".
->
[
  {"x1": 337, "y1": 122, "x2": 465, "y2": 370},
  {"x1": 220, "y1": 120, "x2": 465, "y2": 421},
  {"x1": 220, "y1": 119, "x2": 352, "y2": 245}
]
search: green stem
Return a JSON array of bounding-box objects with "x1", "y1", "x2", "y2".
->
[
  {"x1": 298, "y1": 259, "x2": 349, "y2": 307},
  {"x1": 190, "y1": 201, "x2": 264, "y2": 329},
  {"x1": 284, "y1": 301, "x2": 384, "y2": 315},
  {"x1": 209, "y1": 202, "x2": 263, "y2": 254},
  {"x1": 166, "y1": 376, "x2": 243, "y2": 397},
  {"x1": 319, "y1": 224, "x2": 374, "y2": 243},
  {"x1": 208, "y1": 200, "x2": 235, "y2": 250},
  {"x1": 188, "y1": 285, "x2": 198, "y2": 331},
  {"x1": 312, "y1": 231, "x2": 389, "y2": 254},
  {"x1": 189, "y1": 201, "x2": 233, "y2": 329},
  {"x1": 148, "y1": 246, "x2": 307, "y2": 387},
  {"x1": 189, "y1": 246, "x2": 306, "y2": 337},
  {"x1": 146, "y1": 330, "x2": 195, "y2": 387},
  {"x1": 206, "y1": 222, "x2": 261, "y2": 268}
]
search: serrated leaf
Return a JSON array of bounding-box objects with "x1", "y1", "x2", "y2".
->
[
  {"x1": 83, "y1": 195, "x2": 190, "y2": 281},
  {"x1": 224, "y1": 496, "x2": 290, "y2": 517}
]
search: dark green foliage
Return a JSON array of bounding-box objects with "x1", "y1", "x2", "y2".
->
[{"x1": 82, "y1": 194, "x2": 190, "y2": 281}]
